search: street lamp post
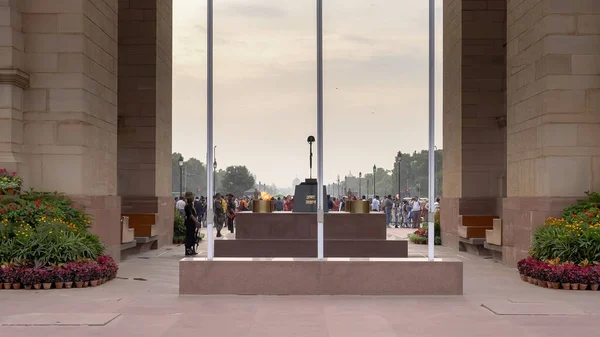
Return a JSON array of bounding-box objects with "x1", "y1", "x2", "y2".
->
[
  {"x1": 344, "y1": 175, "x2": 347, "y2": 196},
  {"x1": 372, "y1": 165, "x2": 376, "y2": 197},
  {"x1": 213, "y1": 145, "x2": 217, "y2": 194},
  {"x1": 396, "y1": 152, "x2": 402, "y2": 197},
  {"x1": 337, "y1": 175, "x2": 340, "y2": 198},
  {"x1": 359, "y1": 172, "x2": 362, "y2": 197},
  {"x1": 178, "y1": 155, "x2": 184, "y2": 197}
]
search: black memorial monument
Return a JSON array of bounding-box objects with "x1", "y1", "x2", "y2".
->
[{"x1": 293, "y1": 136, "x2": 328, "y2": 213}]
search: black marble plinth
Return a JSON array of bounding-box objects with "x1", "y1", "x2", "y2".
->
[{"x1": 293, "y1": 179, "x2": 328, "y2": 213}]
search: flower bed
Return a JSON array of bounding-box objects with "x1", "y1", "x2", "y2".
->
[
  {"x1": 0, "y1": 256, "x2": 118, "y2": 289},
  {"x1": 0, "y1": 171, "x2": 118, "y2": 289},
  {"x1": 0, "y1": 169, "x2": 22, "y2": 195},
  {"x1": 517, "y1": 192, "x2": 600, "y2": 291},
  {"x1": 517, "y1": 258, "x2": 600, "y2": 291},
  {"x1": 407, "y1": 211, "x2": 441, "y2": 245}
]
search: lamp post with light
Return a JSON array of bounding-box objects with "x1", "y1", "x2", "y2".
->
[
  {"x1": 213, "y1": 146, "x2": 217, "y2": 194},
  {"x1": 372, "y1": 165, "x2": 376, "y2": 197},
  {"x1": 178, "y1": 155, "x2": 184, "y2": 197},
  {"x1": 359, "y1": 172, "x2": 362, "y2": 197},
  {"x1": 396, "y1": 152, "x2": 402, "y2": 197}
]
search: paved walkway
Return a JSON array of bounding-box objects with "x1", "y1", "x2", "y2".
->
[{"x1": 1, "y1": 228, "x2": 599, "y2": 337}]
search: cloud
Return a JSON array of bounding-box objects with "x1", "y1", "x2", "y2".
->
[{"x1": 218, "y1": 2, "x2": 287, "y2": 18}]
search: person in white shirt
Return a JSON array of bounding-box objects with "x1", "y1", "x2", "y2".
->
[
  {"x1": 371, "y1": 196, "x2": 380, "y2": 212},
  {"x1": 411, "y1": 197, "x2": 421, "y2": 228},
  {"x1": 176, "y1": 197, "x2": 186, "y2": 217},
  {"x1": 432, "y1": 198, "x2": 440, "y2": 213}
]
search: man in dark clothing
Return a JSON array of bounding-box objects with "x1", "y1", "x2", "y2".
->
[
  {"x1": 226, "y1": 194, "x2": 236, "y2": 233},
  {"x1": 327, "y1": 195, "x2": 333, "y2": 211},
  {"x1": 194, "y1": 196, "x2": 206, "y2": 227},
  {"x1": 184, "y1": 192, "x2": 200, "y2": 256},
  {"x1": 275, "y1": 197, "x2": 284, "y2": 211}
]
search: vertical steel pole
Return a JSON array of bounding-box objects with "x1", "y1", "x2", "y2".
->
[
  {"x1": 206, "y1": 0, "x2": 214, "y2": 260},
  {"x1": 316, "y1": 0, "x2": 324, "y2": 260},
  {"x1": 427, "y1": 0, "x2": 436, "y2": 262}
]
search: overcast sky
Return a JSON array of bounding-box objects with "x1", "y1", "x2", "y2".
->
[{"x1": 173, "y1": 0, "x2": 443, "y2": 188}]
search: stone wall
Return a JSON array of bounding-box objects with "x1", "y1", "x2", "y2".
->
[{"x1": 503, "y1": 0, "x2": 600, "y2": 266}]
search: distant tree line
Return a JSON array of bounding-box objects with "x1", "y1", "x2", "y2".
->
[{"x1": 327, "y1": 150, "x2": 443, "y2": 199}]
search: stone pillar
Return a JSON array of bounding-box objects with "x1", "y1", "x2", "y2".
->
[
  {"x1": 442, "y1": 0, "x2": 507, "y2": 247},
  {"x1": 118, "y1": 0, "x2": 173, "y2": 246},
  {"x1": 503, "y1": 0, "x2": 600, "y2": 266},
  {"x1": 0, "y1": 0, "x2": 27, "y2": 174},
  {"x1": 19, "y1": 0, "x2": 121, "y2": 260}
]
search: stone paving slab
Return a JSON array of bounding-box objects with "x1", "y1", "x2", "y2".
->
[
  {"x1": 0, "y1": 228, "x2": 599, "y2": 337},
  {"x1": 0, "y1": 313, "x2": 121, "y2": 326},
  {"x1": 481, "y1": 301, "x2": 586, "y2": 316}
]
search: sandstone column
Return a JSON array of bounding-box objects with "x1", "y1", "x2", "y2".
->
[
  {"x1": 442, "y1": 0, "x2": 508, "y2": 246},
  {"x1": 0, "y1": 0, "x2": 27, "y2": 174},
  {"x1": 118, "y1": 0, "x2": 173, "y2": 246},
  {"x1": 503, "y1": 0, "x2": 600, "y2": 266},
  {"x1": 19, "y1": 0, "x2": 121, "y2": 259}
]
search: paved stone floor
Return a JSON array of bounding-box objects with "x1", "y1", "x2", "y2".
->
[{"x1": 1, "y1": 228, "x2": 599, "y2": 337}]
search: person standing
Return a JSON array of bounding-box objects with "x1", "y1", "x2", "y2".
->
[
  {"x1": 184, "y1": 192, "x2": 200, "y2": 256},
  {"x1": 432, "y1": 197, "x2": 440, "y2": 213},
  {"x1": 411, "y1": 197, "x2": 421, "y2": 228},
  {"x1": 275, "y1": 197, "x2": 284, "y2": 211},
  {"x1": 384, "y1": 195, "x2": 393, "y2": 227},
  {"x1": 226, "y1": 194, "x2": 236, "y2": 233},
  {"x1": 372, "y1": 195, "x2": 380, "y2": 212},
  {"x1": 176, "y1": 196, "x2": 185, "y2": 217},
  {"x1": 214, "y1": 193, "x2": 225, "y2": 237}
]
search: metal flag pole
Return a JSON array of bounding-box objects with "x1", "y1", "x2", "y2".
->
[
  {"x1": 316, "y1": 0, "x2": 324, "y2": 260},
  {"x1": 206, "y1": 0, "x2": 215, "y2": 260},
  {"x1": 427, "y1": 0, "x2": 435, "y2": 262}
]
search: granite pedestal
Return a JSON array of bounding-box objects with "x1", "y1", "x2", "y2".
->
[
  {"x1": 179, "y1": 257, "x2": 463, "y2": 295},
  {"x1": 214, "y1": 212, "x2": 408, "y2": 258}
]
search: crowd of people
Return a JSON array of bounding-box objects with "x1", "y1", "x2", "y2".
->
[
  {"x1": 328, "y1": 195, "x2": 440, "y2": 228},
  {"x1": 175, "y1": 191, "x2": 440, "y2": 256}
]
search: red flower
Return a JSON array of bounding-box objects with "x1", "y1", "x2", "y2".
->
[{"x1": 35, "y1": 199, "x2": 41, "y2": 208}]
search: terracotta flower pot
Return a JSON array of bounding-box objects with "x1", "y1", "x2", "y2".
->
[
  {"x1": 550, "y1": 282, "x2": 560, "y2": 289},
  {"x1": 579, "y1": 283, "x2": 588, "y2": 290},
  {"x1": 42, "y1": 283, "x2": 52, "y2": 290},
  {"x1": 33, "y1": 283, "x2": 41, "y2": 290},
  {"x1": 82, "y1": 281, "x2": 88, "y2": 288},
  {"x1": 3, "y1": 283, "x2": 11, "y2": 289},
  {"x1": 55, "y1": 282, "x2": 64, "y2": 289},
  {"x1": 591, "y1": 284, "x2": 599, "y2": 291},
  {"x1": 527, "y1": 276, "x2": 533, "y2": 283},
  {"x1": 75, "y1": 281, "x2": 83, "y2": 288},
  {"x1": 562, "y1": 283, "x2": 571, "y2": 290},
  {"x1": 64, "y1": 282, "x2": 73, "y2": 289},
  {"x1": 12, "y1": 283, "x2": 20, "y2": 290},
  {"x1": 24, "y1": 285, "x2": 32, "y2": 290},
  {"x1": 90, "y1": 280, "x2": 99, "y2": 287},
  {"x1": 520, "y1": 274, "x2": 527, "y2": 282},
  {"x1": 540, "y1": 281, "x2": 548, "y2": 288},
  {"x1": 570, "y1": 283, "x2": 578, "y2": 290}
]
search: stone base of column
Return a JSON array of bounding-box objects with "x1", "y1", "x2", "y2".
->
[
  {"x1": 70, "y1": 195, "x2": 122, "y2": 262},
  {"x1": 440, "y1": 197, "x2": 502, "y2": 249},
  {"x1": 501, "y1": 196, "x2": 579, "y2": 267},
  {"x1": 121, "y1": 196, "x2": 174, "y2": 249}
]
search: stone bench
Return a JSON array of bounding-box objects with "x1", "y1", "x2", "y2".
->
[
  {"x1": 458, "y1": 237, "x2": 491, "y2": 256},
  {"x1": 122, "y1": 213, "x2": 158, "y2": 238},
  {"x1": 485, "y1": 218, "x2": 502, "y2": 245},
  {"x1": 121, "y1": 216, "x2": 135, "y2": 244},
  {"x1": 457, "y1": 215, "x2": 497, "y2": 239}
]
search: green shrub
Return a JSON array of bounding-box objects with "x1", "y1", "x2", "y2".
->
[
  {"x1": 173, "y1": 208, "x2": 186, "y2": 243},
  {"x1": 531, "y1": 217, "x2": 600, "y2": 264},
  {"x1": 0, "y1": 192, "x2": 103, "y2": 267},
  {"x1": 562, "y1": 191, "x2": 600, "y2": 222}
]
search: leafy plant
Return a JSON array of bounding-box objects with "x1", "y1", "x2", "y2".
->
[{"x1": 173, "y1": 208, "x2": 186, "y2": 243}]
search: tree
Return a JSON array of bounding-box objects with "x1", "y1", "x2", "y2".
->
[
  {"x1": 172, "y1": 153, "x2": 207, "y2": 196},
  {"x1": 221, "y1": 166, "x2": 256, "y2": 197}
]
